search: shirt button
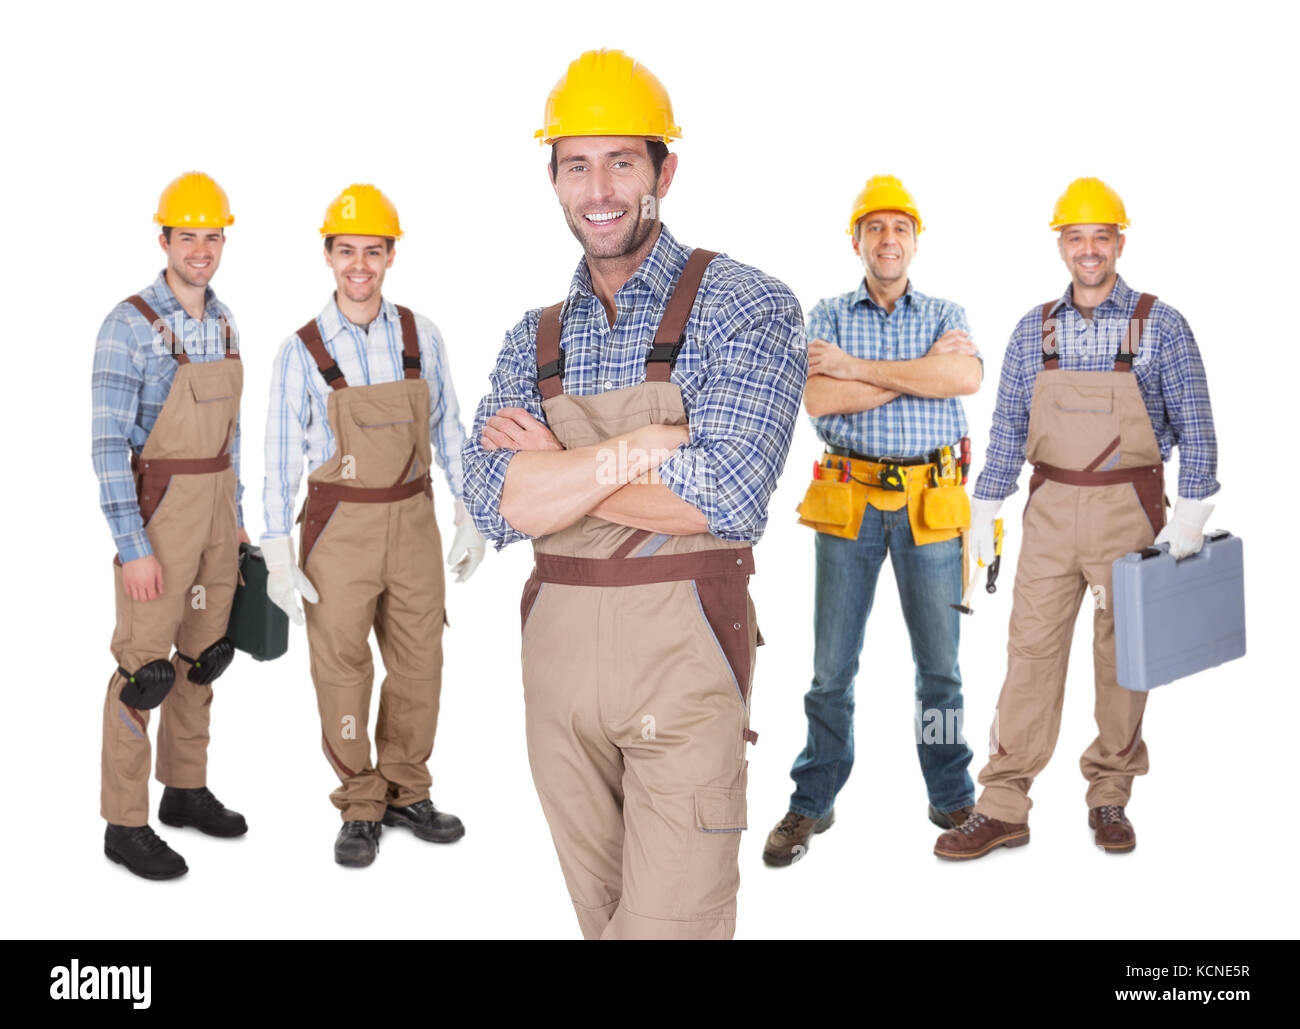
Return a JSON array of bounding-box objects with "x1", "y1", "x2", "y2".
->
[{"x1": 603, "y1": 379, "x2": 613, "y2": 390}]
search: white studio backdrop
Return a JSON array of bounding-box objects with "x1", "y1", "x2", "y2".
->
[{"x1": 1, "y1": 0, "x2": 1292, "y2": 939}]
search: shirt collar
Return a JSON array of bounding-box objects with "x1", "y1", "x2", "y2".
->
[
  {"x1": 1050, "y1": 274, "x2": 1135, "y2": 317},
  {"x1": 564, "y1": 223, "x2": 692, "y2": 313},
  {"x1": 146, "y1": 269, "x2": 224, "y2": 320},
  {"x1": 318, "y1": 293, "x2": 400, "y2": 344},
  {"x1": 852, "y1": 277, "x2": 915, "y2": 312}
]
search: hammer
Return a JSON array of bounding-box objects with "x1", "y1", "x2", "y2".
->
[{"x1": 952, "y1": 519, "x2": 1003, "y2": 615}]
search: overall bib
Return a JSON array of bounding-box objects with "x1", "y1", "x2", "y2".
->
[
  {"x1": 296, "y1": 306, "x2": 446, "y2": 823},
  {"x1": 102, "y1": 295, "x2": 241, "y2": 827},
  {"x1": 521, "y1": 250, "x2": 759, "y2": 941},
  {"x1": 977, "y1": 294, "x2": 1164, "y2": 823}
]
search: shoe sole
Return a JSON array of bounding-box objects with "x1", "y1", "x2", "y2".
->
[
  {"x1": 762, "y1": 814, "x2": 835, "y2": 868},
  {"x1": 1087, "y1": 815, "x2": 1136, "y2": 853},
  {"x1": 933, "y1": 831, "x2": 1030, "y2": 861},
  {"x1": 381, "y1": 812, "x2": 465, "y2": 844},
  {"x1": 105, "y1": 845, "x2": 188, "y2": 881},
  {"x1": 335, "y1": 850, "x2": 378, "y2": 868},
  {"x1": 159, "y1": 813, "x2": 248, "y2": 838}
]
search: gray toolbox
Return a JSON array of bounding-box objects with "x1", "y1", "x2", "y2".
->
[{"x1": 1112, "y1": 531, "x2": 1245, "y2": 692}]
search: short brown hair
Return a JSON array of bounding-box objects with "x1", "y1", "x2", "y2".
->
[{"x1": 324, "y1": 236, "x2": 394, "y2": 252}]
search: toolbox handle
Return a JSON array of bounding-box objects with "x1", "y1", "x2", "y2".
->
[{"x1": 1139, "y1": 530, "x2": 1233, "y2": 560}]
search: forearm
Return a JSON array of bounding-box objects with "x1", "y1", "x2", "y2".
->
[
  {"x1": 849, "y1": 354, "x2": 981, "y2": 398},
  {"x1": 500, "y1": 427, "x2": 676, "y2": 537},
  {"x1": 804, "y1": 374, "x2": 899, "y2": 416},
  {"x1": 590, "y1": 482, "x2": 708, "y2": 535}
]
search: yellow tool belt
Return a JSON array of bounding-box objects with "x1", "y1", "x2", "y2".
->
[{"x1": 797, "y1": 451, "x2": 971, "y2": 547}]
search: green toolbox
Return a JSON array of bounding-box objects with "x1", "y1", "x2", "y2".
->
[{"x1": 227, "y1": 543, "x2": 289, "y2": 661}]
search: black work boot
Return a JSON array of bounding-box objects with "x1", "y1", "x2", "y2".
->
[
  {"x1": 158, "y1": 786, "x2": 248, "y2": 837},
  {"x1": 104, "y1": 823, "x2": 188, "y2": 880},
  {"x1": 382, "y1": 799, "x2": 465, "y2": 843},
  {"x1": 335, "y1": 820, "x2": 382, "y2": 867}
]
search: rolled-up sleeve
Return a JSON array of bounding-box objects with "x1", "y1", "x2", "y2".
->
[
  {"x1": 460, "y1": 312, "x2": 543, "y2": 549},
  {"x1": 1157, "y1": 308, "x2": 1219, "y2": 499},
  {"x1": 656, "y1": 277, "x2": 807, "y2": 542}
]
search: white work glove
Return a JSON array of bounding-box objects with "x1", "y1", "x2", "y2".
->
[
  {"x1": 1154, "y1": 497, "x2": 1215, "y2": 560},
  {"x1": 446, "y1": 499, "x2": 486, "y2": 584},
  {"x1": 262, "y1": 535, "x2": 319, "y2": 625},
  {"x1": 969, "y1": 497, "x2": 1003, "y2": 568}
]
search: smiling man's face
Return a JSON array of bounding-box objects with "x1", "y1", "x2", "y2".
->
[
  {"x1": 550, "y1": 135, "x2": 676, "y2": 261},
  {"x1": 852, "y1": 210, "x2": 916, "y2": 288},
  {"x1": 1058, "y1": 223, "x2": 1124, "y2": 293},
  {"x1": 325, "y1": 235, "x2": 394, "y2": 307},
  {"x1": 161, "y1": 228, "x2": 224, "y2": 289}
]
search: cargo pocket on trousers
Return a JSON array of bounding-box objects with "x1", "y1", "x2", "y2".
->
[{"x1": 695, "y1": 786, "x2": 747, "y2": 833}]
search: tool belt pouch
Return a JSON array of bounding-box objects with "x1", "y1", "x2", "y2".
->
[
  {"x1": 226, "y1": 543, "x2": 290, "y2": 662},
  {"x1": 921, "y1": 483, "x2": 971, "y2": 530},
  {"x1": 797, "y1": 471, "x2": 866, "y2": 540}
]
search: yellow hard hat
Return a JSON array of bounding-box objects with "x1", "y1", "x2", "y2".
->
[
  {"x1": 536, "y1": 48, "x2": 681, "y2": 145},
  {"x1": 154, "y1": 172, "x2": 234, "y2": 228},
  {"x1": 1050, "y1": 177, "x2": 1129, "y2": 230},
  {"x1": 848, "y1": 175, "x2": 923, "y2": 236},
  {"x1": 319, "y1": 183, "x2": 403, "y2": 239}
]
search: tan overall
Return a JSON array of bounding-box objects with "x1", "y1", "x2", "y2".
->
[
  {"x1": 521, "y1": 250, "x2": 759, "y2": 941},
  {"x1": 976, "y1": 293, "x2": 1164, "y2": 823},
  {"x1": 295, "y1": 306, "x2": 446, "y2": 823},
  {"x1": 102, "y1": 295, "x2": 241, "y2": 827}
]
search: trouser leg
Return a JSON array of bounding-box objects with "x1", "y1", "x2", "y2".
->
[
  {"x1": 304, "y1": 509, "x2": 387, "y2": 822},
  {"x1": 522, "y1": 584, "x2": 623, "y2": 939},
  {"x1": 976, "y1": 484, "x2": 1086, "y2": 823},
  {"x1": 789, "y1": 509, "x2": 885, "y2": 819},
  {"x1": 603, "y1": 579, "x2": 753, "y2": 941},
  {"x1": 158, "y1": 484, "x2": 238, "y2": 789},
  {"x1": 1079, "y1": 484, "x2": 1155, "y2": 808},
  {"x1": 891, "y1": 521, "x2": 973, "y2": 812},
  {"x1": 103, "y1": 530, "x2": 196, "y2": 826},
  {"x1": 373, "y1": 496, "x2": 445, "y2": 807}
]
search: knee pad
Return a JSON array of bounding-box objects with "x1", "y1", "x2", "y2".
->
[
  {"x1": 178, "y1": 637, "x2": 235, "y2": 685},
  {"x1": 117, "y1": 659, "x2": 175, "y2": 710}
]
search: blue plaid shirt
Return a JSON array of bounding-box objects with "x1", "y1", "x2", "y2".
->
[
  {"x1": 974, "y1": 275, "x2": 1219, "y2": 502},
  {"x1": 91, "y1": 271, "x2": 245, "y2": 564},
  {"x1": 807, "y1": 281, "x2": 975, "y2": 457},
  {"x1": 461, "y1": 225, "x2": 807, "y2": 548}
]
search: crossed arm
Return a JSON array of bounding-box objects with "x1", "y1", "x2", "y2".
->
[
  {"x1": 803, "y1": 330, "x2": 982, "y2": 416},
  {"x1": 482, "y1": 408, "x2": 705, "y2": 537}
]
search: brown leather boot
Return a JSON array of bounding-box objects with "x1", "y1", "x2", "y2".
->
[
  {"x1": 762, "y1": 808, "x2": 835, "y2": 867},
  {"x1": 1089, "y1": 805, "x2": 1136, "y2": 853},
  {"x1": 927, "y1": 803, "x2": 975, "y2": 830},
  {"x1": 933, "y1": 811, "x2": 1029, "y2": 861}
]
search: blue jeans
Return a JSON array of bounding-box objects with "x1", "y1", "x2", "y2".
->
[{"x1": 789, "y1": 503, "x2": 974, "y2": 819}]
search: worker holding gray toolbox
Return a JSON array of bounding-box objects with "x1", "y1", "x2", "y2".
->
[{"x1": 935, "y1": 177, "x2": 1220, "y2": 860}]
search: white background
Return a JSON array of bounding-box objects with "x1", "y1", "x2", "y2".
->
[{"x1": 3, "y1": 0, "x2": 1293, "y2": 939}]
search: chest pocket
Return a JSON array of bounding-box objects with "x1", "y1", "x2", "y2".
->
[
  {"x1": 344, "y1": 395, "x2": 420, "y2": 484},
  {"x1": 189, "y1": 375, "x2": 235, "y2": 404}
]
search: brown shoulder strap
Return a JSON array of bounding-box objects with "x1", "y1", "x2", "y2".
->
[
  {"x1": 535, "y1": 302, "x2": 566, "y2": 400},
  {"x1": 219, "y1": 315, "x2": 240, "y2": 360},
  {"x1": 1040, "y1": 300, "x2": 1059, "y2": 370},
  {"x1": 124, "y1": 295, "x2": 189, "y2": 365},
  {"x1": 395, "y1": 305, "x2": 421, "y2": 379},
  {"x1": 1115, "y1": 292, "x2": 1158, "y2": 372},
  {"x1": 298, "y1": 318, "x2": 348, "y2": 390},
  {"x1": 646, "y1": 249, "x2": 718, "y2": 383}
]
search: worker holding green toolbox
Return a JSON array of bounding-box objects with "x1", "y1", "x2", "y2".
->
[
  {"x1": 91, "y1": 173, "x2": 251, "y2": 881},
  {"x1": 765, "y1": 176, "x2": 984, "y2": 867},
  {"x1": 935, "y1": 178, "x2": 1220, "y2": 860}
]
